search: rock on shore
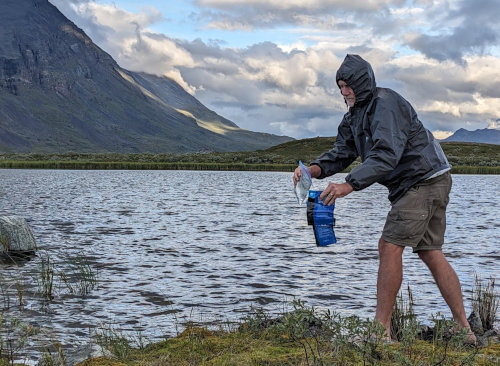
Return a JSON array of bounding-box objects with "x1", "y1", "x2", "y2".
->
[{"x1": 0, "y1": 215, "x2": 37, "y2": 253}]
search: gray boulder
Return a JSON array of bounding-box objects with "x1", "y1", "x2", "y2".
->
[{"x1": 0, "y1": 216, "x2": 37, "y2": 253}]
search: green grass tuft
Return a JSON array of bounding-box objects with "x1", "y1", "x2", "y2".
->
[{"x1": 472, "y1": 275, "x2": 499, "y2": 331}]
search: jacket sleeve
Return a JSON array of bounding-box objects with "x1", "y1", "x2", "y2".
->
[
  {"x1": 311, "y1": 116, "x2": 359, "y2": 179},
  {"x1": 345, "y1": 95, "x2": 410, "y2": 190}
]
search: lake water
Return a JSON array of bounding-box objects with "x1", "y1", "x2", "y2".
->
[{"x1": 0, "y1": 169, "x2": 498, "y2": 362}]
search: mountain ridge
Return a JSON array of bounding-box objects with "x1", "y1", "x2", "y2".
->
[
  {"x1": 443, "y1": 127, "x2": 500, "y2": 145},
  {"x1": 0, "y1": 0, "x2": 292, "y2": 153}
]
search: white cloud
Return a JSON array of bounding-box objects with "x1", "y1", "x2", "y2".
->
[
  {"x1": 432, "y1": 130, "x2": 453, "y2": 140},
  {"x1": 377, "y1": 54, "x2": 500, "y2": 131},
  {"x1": 50, "y1": 0, "x2": 197, "y2": 92},
  {"x1": 488, "y1": 120, "x2": 500, "y2": 130},
  {"x1": 197, "y1": 0, "x2": 403, "y2": 13}
]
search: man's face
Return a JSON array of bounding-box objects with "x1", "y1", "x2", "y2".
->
[{"x1": 338, "y1": 80, "x2": 355, "y2": 107}]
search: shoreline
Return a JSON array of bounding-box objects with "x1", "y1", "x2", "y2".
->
[
  {"x1": 74, "y1": 300, "x2": 499, "y2": 365},
  {"x1": 0, "y1": 161, "x2": 498, "y2": 174},
  {"x1": 0, "y1": 140, "x2": 498, "y2": 174}
]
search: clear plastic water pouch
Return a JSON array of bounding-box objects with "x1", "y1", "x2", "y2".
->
[
  {"x1": 294, "y1": 160, "x2": 312, "y2": 204},
  {"x1": 306, "y1": 190, "x2": 336, "y2": 246}
]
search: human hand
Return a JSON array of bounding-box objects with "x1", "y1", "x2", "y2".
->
[
  {"x1": 293, "y1": 166, "x2": 303, "y2": 186},
  {"x1": 319, "y1": 182, "x2": 353, "y2": 205},
  {"x1": 293, "y1": 164, "x2": 321, "y2": 186}
]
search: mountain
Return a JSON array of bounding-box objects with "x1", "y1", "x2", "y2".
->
[
  {"x1": 443, "y1": 128, "x2": 500, "y2": 145},
  {"x1": 0, "y1": 0, "x2": 292, "y2": 153}
]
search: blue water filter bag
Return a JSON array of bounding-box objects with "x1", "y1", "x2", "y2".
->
[{"x1": 306, "y1": 190, "x2": 336, "y2": 246}]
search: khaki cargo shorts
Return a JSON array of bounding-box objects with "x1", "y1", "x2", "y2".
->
[{"x1": 382, "y1": 171, "x2": 452, "y2": 252}]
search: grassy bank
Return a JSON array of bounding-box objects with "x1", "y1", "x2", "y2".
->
[
  {"x1": 0, "y1": 160, "x2": 295, "y2": 172},
  {"x1": 77, "y1": 327, "x2": 499, "y2": 366},
  {"x1": 0, "y1": 139, "x2": 498, "y2": 174},
  {"x1": 77, "y1": 276, "x2": 499, "y2": 365},
  {"x1": 0, "y1": 160, "x2": 498, "y2": 174},
  {"x1": 74, "y1": 298, "x2": 499, "y2": 366}
]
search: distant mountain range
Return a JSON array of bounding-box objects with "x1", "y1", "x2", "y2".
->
[
  {"x1": 0, "y1": 0, "x2": 292, "y2": 153},
  {"x1": 443, "y1": 127, "x2": 500, "y2": 145}
]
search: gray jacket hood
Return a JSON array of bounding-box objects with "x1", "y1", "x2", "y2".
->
[{"x1": 336, "y1": 54, "x2": 376, "y2": 107}]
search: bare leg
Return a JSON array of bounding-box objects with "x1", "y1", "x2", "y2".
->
[
  {"x1": 418, "y1": 250, "x2": 473, "y2": 332},
  {"x1": 375, "y1": 238, "x2": 405, "y2": 339}
]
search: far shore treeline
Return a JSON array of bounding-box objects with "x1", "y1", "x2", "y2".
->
[{"x1": 0, "y1": 138, "x2": 499, "y2": 174}]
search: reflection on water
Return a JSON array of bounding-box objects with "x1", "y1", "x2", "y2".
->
[{"x1": 0, "y1": 170, "x2": 498, "y2": 360}]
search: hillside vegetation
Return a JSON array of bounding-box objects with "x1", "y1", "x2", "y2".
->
[{"x1": 0, "y1": 138, "x2": 498, "y2": 174}]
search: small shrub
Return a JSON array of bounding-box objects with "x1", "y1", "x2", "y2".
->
[
  {"x1": 472, "y1": 274, "x2": 499, "y2": 331},
  {"x1": 58, "y1": 255, "x2": 98, "y2": 296},
  {"x1": 39, "y1": 340, "x2": 66, "y2": 366},
  {"x1": 0, "y1": 276, "x2": 11, "y2": 311},
  {"x1": 37, "y1": 253, "x2": 55, "y2": 301},
  {"x1": 391, "y1": 285, "x2": 418, "y2": 342},
  {"x1": 94, "y1": 324, "x2": 134, "y2": 361},
  {"x1": 0, "y1": 315, "x2": 39, "y2": 364}
]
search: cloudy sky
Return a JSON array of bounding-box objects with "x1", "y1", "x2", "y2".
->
[{"x1": 48, "y1": 0, "x2": 500, "y2": 139}]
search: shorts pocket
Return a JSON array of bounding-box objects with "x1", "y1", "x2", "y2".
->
[
  {"x1": 385, "y1": 209, "x2": 429, "y2": 242},
  {"x1": 398, "y1": 209, "x2": 428, "y2": 221}
]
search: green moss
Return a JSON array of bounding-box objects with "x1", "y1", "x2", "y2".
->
[{"x1": 79, "y1": 327, "x2": 306, "y2": 366}]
